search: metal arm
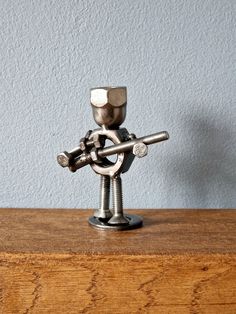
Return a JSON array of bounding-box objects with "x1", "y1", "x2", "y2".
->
[
  {"x1": 100, "y1": 131, "x2": 169, "y2": 157},
  {"x1": 57, "y1": 131, "x2": 169, "y2": 172}
]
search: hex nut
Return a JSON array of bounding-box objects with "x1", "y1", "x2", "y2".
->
[
  {"x1": 92, "y1": 134, "x2": 101, "y2": 148},
  {"x1": 79, "y1": 137, "x2": 87, "y2": 151},
  {"x1": 90, "y1": 147, "x2": 100, "y2": 162},
  {"x1": 91, "y1": 87, "x2": 127, "y2": 108},
  {"x1": 90, "y1": 87, "x2": 127, "y2": 128}
]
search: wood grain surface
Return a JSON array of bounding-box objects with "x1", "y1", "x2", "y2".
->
[{"x1": 0, "y1": 208, "x2": 235, "y2": 313}]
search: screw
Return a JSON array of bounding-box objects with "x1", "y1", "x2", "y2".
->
[
  {"x1": 57, "y1": 132, "x2": 94, "y2": 168},
  {"x1": 57, "y1": 148, "x2": 82, "y2": 167},
  {"x1": 108, "y1": 175, "x2": 129, "y2": 225},
  {"x1": 94, "y1": 175, "x2": 112, "y2": 219}
]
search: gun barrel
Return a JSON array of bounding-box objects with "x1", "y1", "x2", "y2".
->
[
  {"x1": 99, "y1": 131, "x2": 169, "y2": 158},
  {"x1": 70, "y1": 131, "x2": 169, "y2": 172}
]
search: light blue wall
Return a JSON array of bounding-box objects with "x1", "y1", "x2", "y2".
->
[{"x1": 1, "y1": 0, "x2": 235, "y2": 209}]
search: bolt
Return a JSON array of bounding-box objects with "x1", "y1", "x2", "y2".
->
[
  {"x1": 57, "y1": 131, "x2": 95, "y2": 168},
  {"x1": 57, "y1": 148, "x2": 82, "y2": 167},
  {"x1": 69, "y1": 153, "x2": 93, "y2": 172},
  {"x1": 133, "y1": 142, "x2": 148, "y2": 158},
  {"x1": 108, "y1": 176, "x2": 129, "y2": 225},
  {"x1": 90, "y1": 87, "x2": 127, "y2": 128},
  {"x1": 94, "y1": 175, "x2": 112, "y2": 219}
]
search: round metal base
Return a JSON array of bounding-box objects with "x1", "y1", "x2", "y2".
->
[{"x1": 88, "y1": 214, "x2": 143, "y2": 231}]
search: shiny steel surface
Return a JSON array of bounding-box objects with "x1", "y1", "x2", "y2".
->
[
  {"x1": 108, "y1": 176, "x2": 129, "y2": 225},
  {"x1": 99, "y1": 131, "x2": 169, "y2": 158},
  {"x1": 133, "y1": 142, "x2": 148, "y2": 158},
  {"x1": 91, "y1": 87, "x2": 127, "y2": 128},
  {"x1": 88, "y1": 214, "x2": 143, "y2": 231},
  {"x1": 66, "y1": 131, "x2": 169, "y2": 172},
  {"x1": 57, "y1": 86, "x2": 169, "y2": 230},
  {"x1": 94, "y1": 175, "x2": 112, "y2": 219},
  {"x1": 57, "y1": 134, "x2": 94, "y2": 167},
  {"x1": 87, "y1": 127, "x2": 129, "y2": 177}
]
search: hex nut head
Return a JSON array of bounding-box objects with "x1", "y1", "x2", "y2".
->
[
  {"x1": 57, "y1": 151, "x2": 71, "y2": 167},
  {"x1": 93, "y1": 134, "x2": 100, "y2": 148},
  {"x1": 133, "y1": 142, "x2": 148, "y2": 158},
  {"x1": 90, "y1": 147, "x2": 100, "y2": 163},
  {"x1": 90, "y1": 87, "x2": 127, "y2": 128},
  {"x1": 79, "y1": 137, "x2": 87, "y2": 151},
  {"x1": 91, "y1": 87, "x2": 127, "y2": 108}
]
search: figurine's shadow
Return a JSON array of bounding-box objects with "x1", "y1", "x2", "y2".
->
[{"x1": 162, "y1": 114, "x2": 236, "y2": 208}]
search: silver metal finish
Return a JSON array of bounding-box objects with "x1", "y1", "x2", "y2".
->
[
  {"x1": 57, "y1": 131, "x2": 93, "y2": 167},
  {"x1": 88, "y1": 127, "x2": 131, "y2": 177},
  {"x1": 91, "y1": 87, "x2": 127, "y2": 128},
  {"x1": 94, "y1": 175, "x2": 112, "y2": 219},
  {"x1": 100, "y1": 131, "x2": 169, "y2": 157},
  {"x1": 68, "y1": 131, "x2": 169, "y2": 172},
  {"x1": 57, "y1": 148, "x2": 82, "y2": 168},
  {"x1": 57, "y1": 86, "x2": 169, "y2": 230},
  {"x1": 133, "y1": 142, "x2": 148, "y2": 158},
  {"x1": 88, "y1": 214, "x2": 143, "y2": 231},
  {"x1": 108, "y1": 176, "x2": 129, "y2": 225}
]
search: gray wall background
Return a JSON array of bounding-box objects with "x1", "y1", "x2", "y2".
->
[{"x1": 1, "y1": 0, "x2": 235, "y2": 209}]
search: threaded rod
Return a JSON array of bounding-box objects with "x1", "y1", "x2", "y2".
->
[
  {"x1": 100, "y1": 175, "x2": 110, "y2": 212},
  {"x1": 108, "y1": 175, "x2": 129, "y2": 224},
  {"x1": 112, "y1": 176, "x2": 123, "y2": 216}
]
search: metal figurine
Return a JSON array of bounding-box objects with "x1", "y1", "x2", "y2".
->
[{"x1": 57, "y1": 87, "x2": 169, "y2": 230}]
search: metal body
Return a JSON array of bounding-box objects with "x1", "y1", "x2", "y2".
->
[
  {"x1": 57, "y1": 86, "x2": 169, "y2": 230},
  {"x1": 88, "y1": 127, "x2": 134, "y2": 177}
]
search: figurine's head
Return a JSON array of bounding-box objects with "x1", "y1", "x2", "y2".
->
[{"x1": 90, "y1": 87, "x2": 127, "y2": 128}]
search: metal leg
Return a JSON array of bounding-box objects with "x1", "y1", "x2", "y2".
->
[
  {"x1": 94, "y1": 175, "x2": 112, "y2": 219},
  {"x1": 89, "y1": 174, "x2": 142, "y2": 228},
  {"x1": 89, "y1": 172, "x2": 142, "y2": 230},
  {"x1": 108, "y1": 175, "x2": 129, "y2": 225}
]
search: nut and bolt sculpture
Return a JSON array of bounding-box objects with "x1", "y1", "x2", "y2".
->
[{"x1": 57, "y1": 87, "x2": 169, "y2": 230}]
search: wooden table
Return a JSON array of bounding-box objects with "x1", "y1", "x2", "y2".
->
[{"x1": 0, "y1": 208, "x2": 235, "y2": 313}]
